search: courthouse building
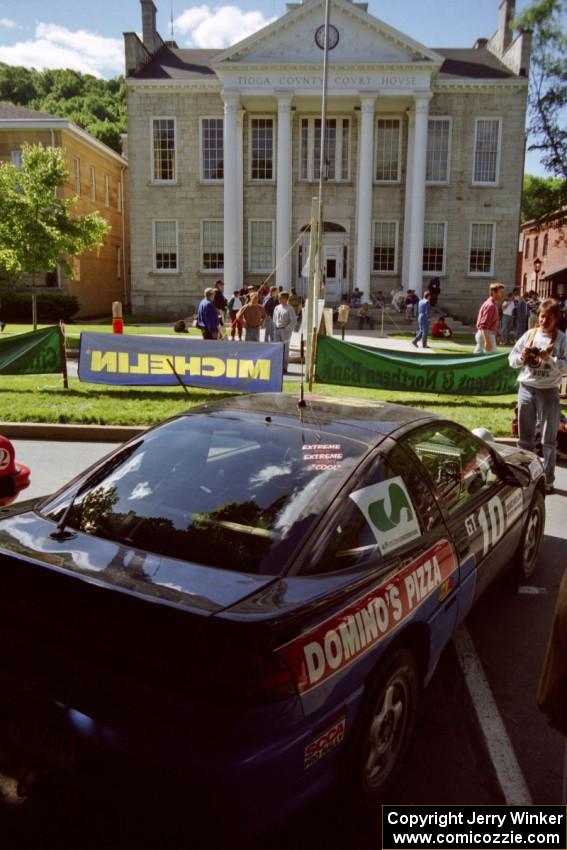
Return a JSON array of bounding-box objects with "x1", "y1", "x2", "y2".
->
[{"x1": 125, "y1": 0, "x2": 530, "y2": 320}]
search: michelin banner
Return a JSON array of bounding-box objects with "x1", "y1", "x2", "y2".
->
[
  {"x1": 0, "y1": 326, "x2": 63, "y2": 375},
  {"x1": 316, "y1": 337, "x2": 519, "y2": 396},
  {"x1": 79, "y1": 333, "x2": 284, "y2": 392}
]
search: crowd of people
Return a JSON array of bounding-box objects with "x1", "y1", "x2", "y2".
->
[{"x1": 193, "y1": 280, "x2": 303, "y2": 373}]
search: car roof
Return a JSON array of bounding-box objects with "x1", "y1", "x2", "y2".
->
[{"x1": 179, "y1": 392, "x2": 439, "y2": 442}]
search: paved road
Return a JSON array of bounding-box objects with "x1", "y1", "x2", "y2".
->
[{"x1": 2, "y1": 440, "x2": 566, "y2": 849}]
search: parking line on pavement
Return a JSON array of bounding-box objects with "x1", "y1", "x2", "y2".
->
[{"x1": 453, "y1": 625, "x2": 532, "y2": 805}]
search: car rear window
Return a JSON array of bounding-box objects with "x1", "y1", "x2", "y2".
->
[{"x1": 40, "y1": 414, "x2": 369, "y2": 575}]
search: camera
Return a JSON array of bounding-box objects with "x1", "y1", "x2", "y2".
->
[{"x1": 524, "y1": 346, "x2": 541, "y2": 367}]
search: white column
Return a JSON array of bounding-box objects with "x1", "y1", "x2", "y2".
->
[
  {"x1": 236, "y1": 108, "x2": 244, "y2": 284},
  {"x1": 276, "y1": 95, "x2": 293, "y2": 289},
  {"x1": 402, "y1": 110, "x2": 415, "y2": 291},
  {"x1": 223, "y1": 93, "x2": 240, "y2": 291},
  {"x1": 406, "y1": 94, "x2": 431, "y2": 297},
  {"x1": 354, "y1": 95, "x2": 375, "y2": 299}
]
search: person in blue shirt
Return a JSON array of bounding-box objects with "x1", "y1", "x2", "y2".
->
[
  {"x1": 412, "y1": 290, "x2": 432, "y2": 349},
  {"x1": 197, "y1": 287, "x2": 220, "y2": 340}
]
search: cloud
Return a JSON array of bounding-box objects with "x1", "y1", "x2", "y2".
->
[
  {"x1": 0, "y1": 22, "x2": 122, "y2": 76},
  {"x1": 174, "y1": 4, "x2": 274, "y2": 49},
  {"x1": 0, "y1": 18, "x2": 21, "y2": 29}
]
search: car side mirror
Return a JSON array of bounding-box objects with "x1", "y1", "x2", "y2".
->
[{"x1": 501, "y1": 462, "x2": 531, "y2": 488}]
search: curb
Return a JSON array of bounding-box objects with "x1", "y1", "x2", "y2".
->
[{"x1": 0, "y1": 422, "x2": 145, "y2": 443}]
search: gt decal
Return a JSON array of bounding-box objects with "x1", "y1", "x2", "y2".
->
[
  {"x1": 304, "y1": 717, "x2": 346, "y2": 769},
  {"x1": 349, "y1": 476, "x2": 421, "y2": 554},
  {"x1": 278, "y1": 540, "x2": 456, "y2": 695},
  {"x1": 465, "y1": 515, "x2": 477, "y2": 536},
  {"x1": 529, "y1": 457, "x2": 543, "y2": 480}
]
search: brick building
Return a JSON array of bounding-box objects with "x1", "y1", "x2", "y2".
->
[
  {"x1": 0, "y1": 101, "x2": 129, "y2": 317},
  {"x1": 124, "y1": 0, "x2": 530, "y2": 321},
  {"x1": 518, "y1": 210, "x2": 567, "y2": 299}
]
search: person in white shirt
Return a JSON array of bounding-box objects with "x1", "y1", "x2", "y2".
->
[
  {"x1": 273, "y1": 291, "x2": 296, "y2": 373},
  {"x1": 509, "y1": 298, "x2": 567, "y2": 493}
]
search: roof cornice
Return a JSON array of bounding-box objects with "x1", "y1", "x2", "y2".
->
[
  {"x1": 0, "y1": 118, "x2": 128, "y2": 164},
  {"x1": 213, "y1": 0, "x2": 443, "y2": 66}
]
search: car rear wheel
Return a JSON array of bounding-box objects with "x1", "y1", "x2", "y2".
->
[
  {"x1": 516, "y1": 490, "x2": 545, "y2": 581},
  {"x1": 351, "y1": 648, "x2": 419, "y2": 805}
]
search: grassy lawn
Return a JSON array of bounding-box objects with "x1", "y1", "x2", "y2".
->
[
  {"x1": 0, "y1": 325, "x2": 517, "y2": 435},
  {"x1": 0, "y1": 374, "x2": 517, "y2": 435},
  {"x1": 1, "y1": 322, "x2": 200, "y2": 351}
]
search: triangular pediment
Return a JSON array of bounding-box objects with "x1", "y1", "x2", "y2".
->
[{"x1": 213, "y1": 0, "x2": 442, "y2": 67}]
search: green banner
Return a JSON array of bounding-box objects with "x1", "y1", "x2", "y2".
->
[
  {"x1": 0, "y1": 326, "x2": 63, "y2": 375},
  {"x1": 315, "y1": 337, "x2": 519, "y2": 396}
]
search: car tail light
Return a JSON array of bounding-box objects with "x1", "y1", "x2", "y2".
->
[{"x1": 207, "y1": 649, "x2": 298, "y2": 706}]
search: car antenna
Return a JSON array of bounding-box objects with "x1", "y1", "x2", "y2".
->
[{"x1": 298, "y1": 333, "x2": 306, "y2": 408}]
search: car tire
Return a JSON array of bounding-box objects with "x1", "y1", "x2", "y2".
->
[
  {"x1": 516, "y1": 489, "x2": 545, "y2": 581},
  {"x1": 350, "y1": 648, "x2": 419, "y2": 806}
]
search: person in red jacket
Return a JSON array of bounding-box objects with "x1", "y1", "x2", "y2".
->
[{"x1": 431, "y1": 316, "x2": 453, "y2": 338}]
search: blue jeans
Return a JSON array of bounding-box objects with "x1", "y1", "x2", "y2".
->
[
  {"x1": 274, "y1": 327, "x2": 291, "y2": 369},
  {"x1": 264, "y1": 317, "x2": 275, "y2": 342},
  {"x1": 518, "y1": 383, "x2": 561, "y2": 486},
  {"x1": 245, "y1": 326, "x2": 260, "y2": 342},
  {"x1": 501, "y1": 314, "x2": 514, "y2": 344},
  {"x1": 413, "y1": 318, "x2": 428, "y2": 347}
]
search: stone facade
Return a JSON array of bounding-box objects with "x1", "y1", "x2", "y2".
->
[{"x1": 125, "y1": 0, "x2": 529, "y2": 321}]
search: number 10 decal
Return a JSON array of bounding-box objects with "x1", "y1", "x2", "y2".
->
[{"x1": 478, "y1": 495, "x2": 505, "y2": 556}]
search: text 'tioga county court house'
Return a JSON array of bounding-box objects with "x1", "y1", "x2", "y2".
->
[{"x1": 124, "y1": 0, "x2": 530, "y2": 320}]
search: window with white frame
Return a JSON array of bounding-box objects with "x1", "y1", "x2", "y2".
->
[
  {"x1": 73, "y1": 158, "x2": 81, "y2": 195},
  {"x1": 423, "y1": 222, "x2": 446, "y2": 274},
  {"x1": 10, "y1": 150, "x2": 22, "y2": 169},
  {"x1": 152, "y1": 118, "x2": 176, "y2": 182},
  {"x1": 373, "y1": 221, "x2": 398, "y2": 272},
  {"x1": 202, "y1": 221, "x2": 224, "y2": 271},
  {"x1": 104, "y1": 174, "x2": 109, "y2": 207},
  {"x1": 473, "y1": 118, "x2": 501, "y2": 185},
  {"x1": 89, "y1": 166, "x2": 96, "y2": 201},
  {"x1": 299, "y1": 117, "x2": 350, "y2": 181},
  {"x1": 201, "y1": 117, "x2": 224, "y2": 181},
  {"x1": 117, "y1": 178, "x2": 122, "y2": 212},
  {"x1": 250, "y1": 118, "x2": 274, "y2": 180},
  {"x1": 249, "y1": 220, "x2": 274, "y2": 272},
  {"x1": 375, "y1": 118, "x2": 401, "y2": 182},
  {"x1": 153, "y1": 220, "x2": 178, "y2": 271},
  {"x1": 426, "y1": 119, "x2": 450, "y2": 183},
  {"x1": 469, "y1": 223, "x2": 495, "y2": 274}
]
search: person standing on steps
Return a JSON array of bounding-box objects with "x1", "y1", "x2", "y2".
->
[{"x1": 412, "y1": 291, "x2": 431, "y2": 349}]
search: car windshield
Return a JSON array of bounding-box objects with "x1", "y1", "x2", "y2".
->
[{"x1": 40, "y1": 414, "x2": 369, "y2": 575}]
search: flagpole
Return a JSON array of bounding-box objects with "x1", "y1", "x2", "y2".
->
[{"x1": 307, "y1": 0, "x2": 331, "y2": 387}]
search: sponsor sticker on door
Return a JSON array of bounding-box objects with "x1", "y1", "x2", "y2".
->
[{"x1": 349, "y1": 476, "x2": 421, "y2": 554}]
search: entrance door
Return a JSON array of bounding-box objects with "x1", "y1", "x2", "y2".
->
[{"x1": 323, "y1": 245, "x2": 342, "y2": 302}]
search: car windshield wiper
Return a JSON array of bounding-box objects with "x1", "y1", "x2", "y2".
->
[{"x1": 49, "y1": 440, "x2": 144, "y2": 541}]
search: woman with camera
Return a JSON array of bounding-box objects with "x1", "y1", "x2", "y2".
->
[{"x1": 509, "y1": 299, "x2": 567, "y2": 494}]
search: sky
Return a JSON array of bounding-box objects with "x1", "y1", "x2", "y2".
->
[{"x1": 0, "y1": 0, "x2": 548, "y2": 175}]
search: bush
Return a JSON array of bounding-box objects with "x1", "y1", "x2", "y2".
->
[{"x1": 0, "y1": 290, "x2": 80, "y2": 322}]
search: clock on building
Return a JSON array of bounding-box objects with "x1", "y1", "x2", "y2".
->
[{"x1": 315, "y1": 24, "x2": 339, "y2": 50}]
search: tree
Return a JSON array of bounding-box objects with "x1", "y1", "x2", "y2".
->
[
  {"x1": 522, "y1": 174, "x2": 565, "y2": 221},
  {"x1": 0, "y1": 144, "x2": 110, "y2": 328},
  {"x1": 515, "y1": 0, "x2": 567, "y2": 209},
  {"x1": 0, "y1": 64, "x2": 127, "y2": 153}
]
